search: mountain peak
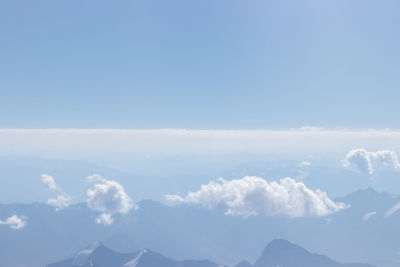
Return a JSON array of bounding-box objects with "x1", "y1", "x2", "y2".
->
[
  {"x1": 343, "y1": 187, "x2": 391, "y2": 199},
  {"x1": 264, "y1": 239, "x2": 304, "y2": 251},
  {"x1": 123, "y1": 248, "x2": 176, "y2": 267},
  {"x1": 72, "y1": 241, "x2": 108, "y2": 266},
  {"x1": 257, "y1": 239, "x2": 309, "y2": 262},
  {"x1": 235, "y1": 260, "x2": 253, "y2": 267},
  {"x1": 337, "y1": 187, "x2": 397, "y2": 211},
  {"x1": 86, "y1": 241, "x2": 104, "y2": 250},
  {"x1": 255, "y1": 239, "x2": 375, "y2": 267},
  {"x1": 269, "y1": 238, "x2": 294, "y2": 245}
]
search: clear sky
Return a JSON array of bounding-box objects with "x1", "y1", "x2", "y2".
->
[{"x1": 1, "y1": 0, "x2": 399, "y2": 129}]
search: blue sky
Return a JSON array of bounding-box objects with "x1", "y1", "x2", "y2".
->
[{"x1": 1, "y1": 0, "x2": 400, "y2": 129}]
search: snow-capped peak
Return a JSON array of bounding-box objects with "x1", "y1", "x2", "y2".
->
[
  {"x1": 72, "y1": 241, "x2": 104, "y2": 266},
  {"x1": 122, "y1": 249, "x2": 149, "y2": 267}
]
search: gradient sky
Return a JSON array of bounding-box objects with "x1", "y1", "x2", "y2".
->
[{"x1": 1, "y1": 0, "x2": 399, "y2": 129}]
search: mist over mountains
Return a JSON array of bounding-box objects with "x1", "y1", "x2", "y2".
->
[
  {"x1": 1, "y1": 186, "x2": 400, "y2": 267},
  {"x1": 2, "y1": 155, "x2": 400, "y2": 205},
  {"x1": 2, "y1": 153, "x2": 400, "y2": 267},
  {"x1": 3, "y1": 0, "x2": 400, "y2": 266}
]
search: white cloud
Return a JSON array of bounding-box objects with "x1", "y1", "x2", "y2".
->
[
  {"x1": 41, "y1": 174, "x2": 57, "y2": 191},
  {"x1": 343, "y1": 149, "x2": 400, "y2": 175},
  {"x1": 165, "y1": 194, "x2": 186, "y2": 205},
  {"x1": 87, "y1": 175, "x2": 136, "y2": 225},
  {"x1": 363, "y1": 211, "x2": 377, "y2": 221},
  {"x1": 47, "y1": 193, "x2": 72, "y2": 211},
  {"x1": 296, "y1": 170, "x2": 309, "y2": 180},
  {"x1": 385, "y1": 202, "x2": 400, "y2": 217},
  {"x1": 0, "y1": 215, "x2": 27, "y2": 230},
  {"x1": 296, "y1": 161, "x2": 312, "y2": 180},
  {"x1": 96, "y1": 213, "x2": 114, "y2": 225},
  {"x1": 4, "y1": 129, "x2": 400, "y2": 173},
  {"x1": 165, "y1": 176, "x2": 347, "y2": 218},
  {"x1": 41, "y1": 174, "x2": 72, "y2": 210},
  {"x1": 87, "y1": 174, "x2": 105, "y2": 182},
  {"x1": 299, "y1": 161, "x2": 311, "y2": 167},
  {"x1": 299, "y1": 126, "x2": 324, "y2": 131}
]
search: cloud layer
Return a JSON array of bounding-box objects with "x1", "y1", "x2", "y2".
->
[
  {"x1": 343, "y1": 149, "x2": 400, "y2": 175},
  {"x1": 3, "y1": 129, "x2": 400, "y2": 173},
  {"x1": 166, "y1": 176, "x2": 347, "y2": 217},
  {"x1": 0, "y1": 215, "x2": 27, "y2": 230},
  {"x1": 87, "y1": 175, "x2": 136, "y2": 225}
]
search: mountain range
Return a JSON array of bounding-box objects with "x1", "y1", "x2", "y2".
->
[
  {"x1": 47, "y1": 239, "x2": 375, "y2": 267},
  {"x1": 47, "y1": 242, "x2": 220, "y2": 267},
  {"x1": 1, "y1": 187, "x2": 399, "y2": 267}
]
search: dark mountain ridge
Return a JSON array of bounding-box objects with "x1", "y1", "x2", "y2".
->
[
  {"x1": 47, "y1": 239, "x2": 376, "y2": 267},
  {"x1": 1, "y1": 188, "x2": 396, "y2": 267},
  {"x1": 47, "y1": 242, "x2": 220, "y2": 267},
  {"x1": 254, "y1": 239, "x2": 375, "y2": 267}
]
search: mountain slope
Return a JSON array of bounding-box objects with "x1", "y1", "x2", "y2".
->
[
  {"x1": 254, "y1": 239, "x2": 376, "y2": 267},
  {"x1": 47, "y1": 243, "x2": 220, "y2": 267},
  {"x1": 234, "y1": 261, "x2": 253, "y2": 267},
  {"x1": 47, "y1": 242, "x2": 138, "y2": 267},
  {"x1": 47, "y1": 240, "x2": 376, "y2": 267},
  {"x1": 2, "y1": 188, "x2": 397, "y2": 267}
]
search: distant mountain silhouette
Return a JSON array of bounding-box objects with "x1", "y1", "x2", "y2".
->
[
  {"x1": 46, "y1": 242, "x2": 138, "y2": 267},
  {"x1": 3, "y1": 188, "x2": 398, "y2": 267},
  {"x1": 336, "y1": 187, "x2": 397, "y2": 213},
  {"x1": 47, "y1": 242, "x2": 220, "y2": 267},
  {"x1": 234, "y1": 260, "x2": 253, "y2": 267},
  {"x1": 47, "y1": 240, "x2": 376, "y2": 267},
  {"x1": 253, "y1": 239, "x2": 376, "y2": 267}
]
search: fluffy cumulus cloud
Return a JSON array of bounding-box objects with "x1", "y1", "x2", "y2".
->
[
  {"x1": 0, "y1": 215, "x2": 27, "y2": 230},
  {"x1": 87, "y1": 175, "x2": 136, "y2": 225},
  {"x1": 41, "y1": 174, "x2": 57, "y2": 191},
  {"x1": 166, "y1": 176, "x2": 347, "y2": 218},
  {"x1": 41, "y1": 174, "x2": 72, "y2": 210},
  {"x1": 343, "y1": 149, "x2": 400, "y2": 175}
]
